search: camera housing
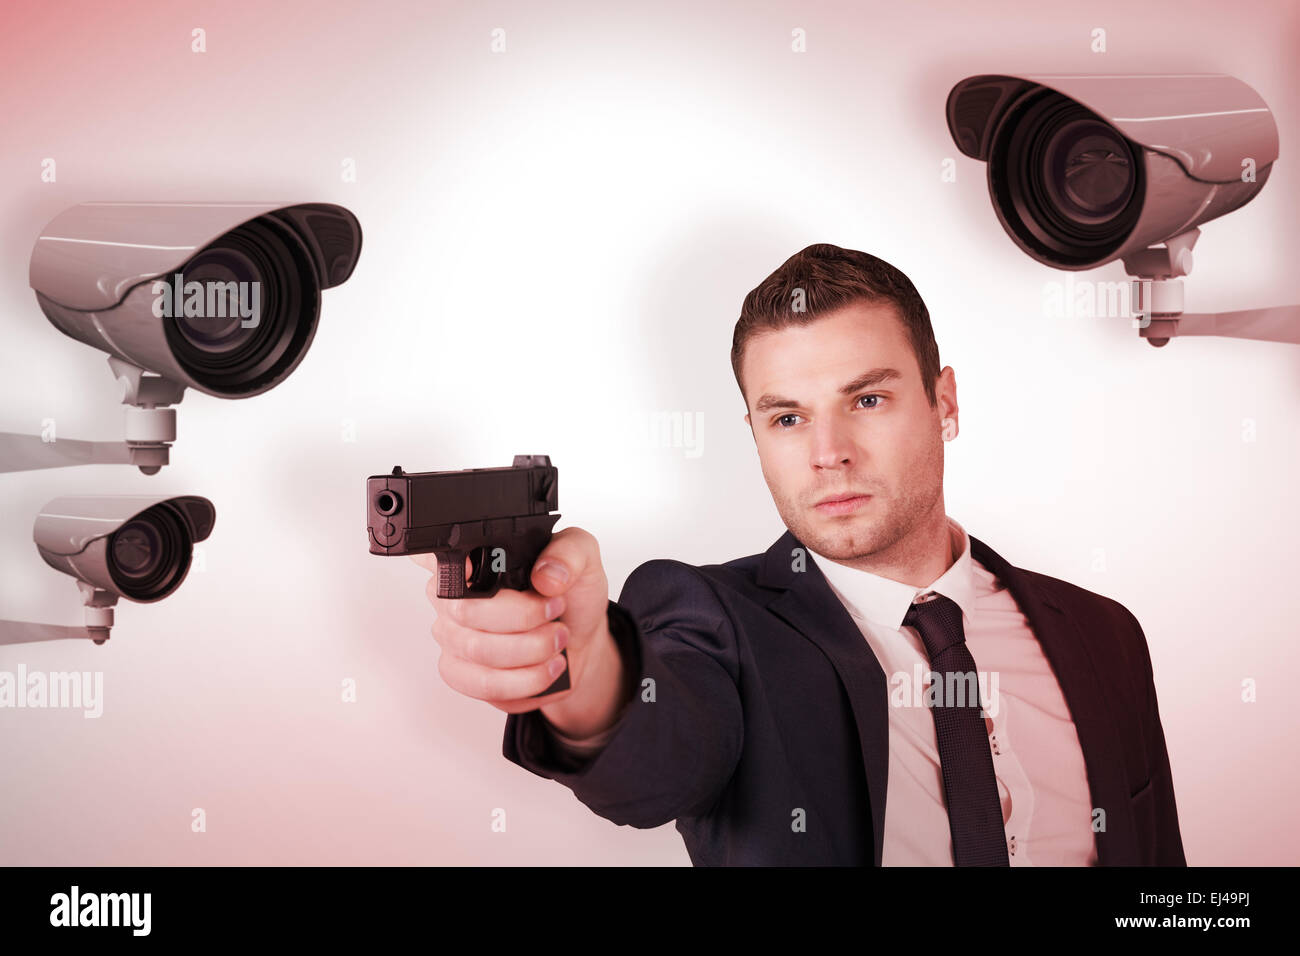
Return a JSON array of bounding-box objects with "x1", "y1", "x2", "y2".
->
[
  {"x1": 30, "y1": 202, "x2": 362, "y2": 398},
  {"x1": 34, "y1": 494, "x2": 215, "y2": 604},
  {"x1": 945, "y1": 74, "x2": 1278, "y2": 271}
]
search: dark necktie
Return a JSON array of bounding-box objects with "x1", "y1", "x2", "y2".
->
[{"x1": 903, "y1": 593, "x2": 1010, "y2": 866}]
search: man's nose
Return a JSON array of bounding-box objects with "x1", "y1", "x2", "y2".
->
[{"x1": 809, "y1": 414, "x2": 855, "y2": 469}]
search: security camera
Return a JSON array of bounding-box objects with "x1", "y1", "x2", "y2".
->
[
  {"x1": 946, "y1": 74, "x2": 1298, "y2": 346},
  {"x1": 946, "y1": 73, "x2": 1276, "y2": 270},
  {"x1": 24, "y1": 494, "x2": 216, "y2": 643},
  {"x1": 7, "y1": 202, "x2": 362, "y2": 473},
  {"x1": 31, "y1": 201, "x2": 361, "y2": 396}
]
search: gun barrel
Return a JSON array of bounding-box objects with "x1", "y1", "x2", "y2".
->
[{"x1": 366, "y1": 456, "x2": 557, "y2": 557}]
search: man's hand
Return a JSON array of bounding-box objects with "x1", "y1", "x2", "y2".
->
[{"x1": 412, "y1": 527, "x2": 628, "y2": 739}]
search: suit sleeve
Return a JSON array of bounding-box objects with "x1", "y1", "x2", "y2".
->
[
  {"x1": 501, "y1": 559, "x2": 745, "y2": 829},
  {"x1": 1122, "y1": 606, "x2": 1187, "y2": 866}
]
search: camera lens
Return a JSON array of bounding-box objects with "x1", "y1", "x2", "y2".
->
[
  {"x1": 108, "y1": 504, "x2": 192, "y2": 601},
  {"x1": 173, "y1": 246, "x2": 262, "y2": 355},
  {"x1": 112, "y1": 521, "x2": 162, "y2": 577},
  {"x1": 1044, "y1": 123, "x2": 1136, "y2": 221},
  {"x1": 989, "y1": 90, "x2": 1144, "y2": 266},
  {"x1": 163, "y1": 216, "x2": 321, "y2": 396}
]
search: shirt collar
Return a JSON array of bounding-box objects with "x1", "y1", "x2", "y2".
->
[{"x1": 810, "y1": 516, "x2": 977, "y2": 630}]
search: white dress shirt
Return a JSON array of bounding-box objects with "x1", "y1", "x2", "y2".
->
[
  {"x1": 547, "y1": 516, "x2": 1098, "y2": 866},
  {"x1": 813, "y1": 516, "x2": 1097, "y2": 866}
]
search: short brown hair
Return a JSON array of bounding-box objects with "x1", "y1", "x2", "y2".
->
[{"x1": 731, "y1": 243, "x2": 940, "y2": 408}]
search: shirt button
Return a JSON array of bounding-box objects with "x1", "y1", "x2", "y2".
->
[{"x1": 1008, "y1": 836, "x2": 1016, "y2": 855}]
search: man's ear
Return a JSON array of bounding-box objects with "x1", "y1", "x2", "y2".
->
[{"x1": 744, "y1": 412, "x2": 751, "y2": 427}]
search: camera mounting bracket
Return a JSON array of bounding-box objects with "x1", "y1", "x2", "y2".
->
[
  {"x1": 76, "y1": 581, "x2": 118, "y2": 644},
  {"x1": 0, "y1": 357, "x2": 187, "y2": 474},
  {"x1": 1124, "y1": 229, "x2": 1198, "y2": 347},
  {"x1": 1122, "y1": 229, "x2": 1300, "y2": 348},
  {"x1": 108, "y1": 357, "x2": 186, "y2": 475}
]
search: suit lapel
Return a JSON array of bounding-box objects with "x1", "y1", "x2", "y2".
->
[
  {"x1": 757, "y1": 531, "x2": 891, "y2": 865},
  {"x1": 967, "y1": 534, "x2": 1138, "y2": 865},
  {"x1": 754, "y1": 529, "x2": 1137, "y2": 866}
]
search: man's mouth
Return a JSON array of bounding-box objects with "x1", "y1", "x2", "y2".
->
[{"x1": 813, "y1": 493, "x2": 872, "y2": 516}]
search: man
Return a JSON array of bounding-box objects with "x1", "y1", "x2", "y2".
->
[{"x1": 414, "y1": 244, "x2": 1186, "y2": 866}]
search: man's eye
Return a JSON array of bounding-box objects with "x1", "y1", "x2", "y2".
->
[
  {"x1": 856, "y1": 394, "x2": 884, "y2": 409},
  {"x1": 774, "y1": 414, "x2": 801, "y2": 428}
]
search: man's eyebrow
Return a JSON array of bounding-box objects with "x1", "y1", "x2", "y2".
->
[
  {"x1": 839, "y1": 367, "x2": 902, "y2": 394},
  {"x1": 752, "y1": 367, "x2": 903, "y2": 413}
]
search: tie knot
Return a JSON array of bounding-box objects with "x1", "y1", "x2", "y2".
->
[{"x1": 903, "y1": 593, "x2": 966, "y2": 661}]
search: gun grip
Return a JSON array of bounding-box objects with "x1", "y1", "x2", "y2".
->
[
  {"x1": 535, "y1": 649, "x2": 570, "y2": 697},
  {"x1": 433, "y1": 547, "x2": 569, "y2": 697},
  {"x1": 436, "y1": 549, "x2": 466, "y2": 598}
]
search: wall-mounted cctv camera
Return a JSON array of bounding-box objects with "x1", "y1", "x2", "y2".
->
[
  {"x1": 31, "y1": 201, "x2": 362, "y2": 397},
  {"x1": 1, "y1": 202, "x2": 362, "y2": 474},
  {"x1": 946, "y1": 74, "x2": 1298, "y2": 347},
  {"x1": 0, "y1": 494, "x2": 216, "y2": 646},
  {"x1": 946, "y1": 73, "x2": 1276, "y2": 271},
  {"x1": 34, "y1": 493, "x2": 216, "y2": 603}
]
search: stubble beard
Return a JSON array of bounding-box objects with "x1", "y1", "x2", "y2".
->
[{"x1": 766, "y1": 443, "x2": 945, "y2": 564}]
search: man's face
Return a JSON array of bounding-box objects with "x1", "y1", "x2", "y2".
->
[{"x1": 741, "y1": 300, "x2": 956, "y2": 566}]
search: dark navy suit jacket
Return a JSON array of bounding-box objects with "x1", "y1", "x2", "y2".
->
[{"x1": 503, "y1": 530, "x2": 1187, "y2": 866}]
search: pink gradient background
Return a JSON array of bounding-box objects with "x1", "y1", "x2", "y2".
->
[{"x1": 1, "y1": 0, "x2": 1297, "y2": 865}]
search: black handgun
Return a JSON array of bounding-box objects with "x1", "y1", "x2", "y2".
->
[{"x1": 366, "y1": 455, "x2": 567, "y2": 695}]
